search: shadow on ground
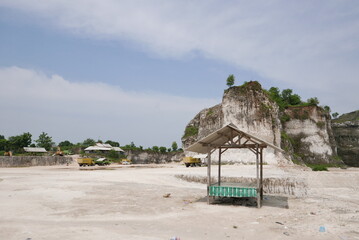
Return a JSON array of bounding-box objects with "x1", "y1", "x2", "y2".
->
[{"x1": 195, "y1": 195, "x2": 289, "y2": 209}]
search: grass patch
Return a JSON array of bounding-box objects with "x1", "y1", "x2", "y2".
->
[
  {"x1": 183, "y1": 126, "x2": 199, "y2": 138},
  {"x1": 316, "y1": 121, "x2": 325, "y2": 129},
  {"x1": 206, "y1": 109, "x2": 214, "y2": 116},
  {"x1": 307, "y1": 164, "x2": 328, "y2": 171}
]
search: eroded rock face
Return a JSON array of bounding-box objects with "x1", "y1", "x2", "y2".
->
[
  {"x1": 222, "y1": 82, "x2": 281, "y2": 147},
  {"x1": 283, "y1": 106, "x2": 337, "y2": 164},
  {"x1": 332, "y1": 111, "x2": 359, "y2": 167},
  {"x1": 182, "y1": 82, "x2": 285, "y2": 165},
  {"x1": 181, "y1": 104, "x2": 223, "y2": 148}
]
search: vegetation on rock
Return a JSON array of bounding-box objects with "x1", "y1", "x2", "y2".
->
[
  {"x1": 183, "y1": 126, "x2": 199, "y2": 138},
  {"x1": 226, "y1": 74, "x2": 235, "y2": 87}
]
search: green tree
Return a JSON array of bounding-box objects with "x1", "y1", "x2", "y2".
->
[
  {"x1": 107, "y1": 149, "x2": 119, "y2": 159},
  {"x1": 226, "y1": 74, "x2": 235, "y2": 87},
  {"x1": 307, "y1": 97, "x2": 319, "y2": 106},
  {"x1": 171, "y1": 141, "x2": 178, "y2": 151},
  {"x1": 323, "y1": 106, "x2": 331, "y2": 113},
  {"x1": 152, "y1": 146, "x2": 159, "y2": 152},
  {"x1": 268, "y1": 87, "x2": 285, "y2": 109},
  {"x1": 82, "y1": 138, "x2": 95, "y2": 147},
  {"x1": 0, "y1": 135, "x2": 4, "y2": 140},
  {"x1": 288, "y1": 94, "x2": 301, "y2": 105},
  {"x1": 159, "y1": 146, "x2": 167, "y2": 153},
  {"x1": 281, "y1": 89, "x2": 301, "y2": 105},
  {"x1": 59, "y1": 140, "x2": 73, "y2": 148},
  {"x1": 35, "y1": 132, "x2": 54, "y2": 151},
  {"x1": 58, "y1": 140, "x2": 73, "y2": 151},
  {"x1": 332, "y1": 112, "x2": 339, "y2": 119},
  {"x1": 105, "y1": 140, "x2": 120, "y2": 147},
  {"x1": 0, "y1": 139, "x2": 8, "y2": 151},
  {"x1": 8, "y1": 132, "x2": 32, "y2": 153},
  {"x1": 281, "y1": 89, "x2": 293, "y2": 103}
]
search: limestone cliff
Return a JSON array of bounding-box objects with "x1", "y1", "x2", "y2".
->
[
  {"x1": 332, "y1": 111, "x2": 359, "y2": 167},
  {"x1": 182, "y1": 82, "x2": 284, "y2": 164},
  {"x1": 283, "y1": 106, "x2": 337, "y2": 164},
  {"x1": 182, "y1": 81, "x2": 341, "y2": 165}
]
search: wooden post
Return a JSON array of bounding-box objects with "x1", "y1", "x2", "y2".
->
[
  {"x1": 207, "y1": 150, "x2": 212, "y2": 204},
  {"x1": 260, "y1": 148, "x2": 263, "y2": 203},
  {"x1": 256, "y1": 145, "x2": 261, "y2": 208},
  {"x1": 218, "y1": 147, "x2": 221, "y2": 186}
]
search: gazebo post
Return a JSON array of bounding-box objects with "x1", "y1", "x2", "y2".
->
[
  {"x1": 256, "y1": 145, "x2": 261, "y2": 208},
  {"x1": 218, "y1": 147, "x2": 222, "y2": 186},
  {"x1": 260, "y1": 148, "x2": 264, "y2": 203},
  {"x1": 207, "y1": 150, "x2": 212, "y2": 204}
]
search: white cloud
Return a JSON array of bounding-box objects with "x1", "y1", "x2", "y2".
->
[
  {"x1": 0, "y1": 0, "x2": 358, "y2": 112},
  {"x1": 0, "y1": 66, "x2": 218, "y2": 146}
]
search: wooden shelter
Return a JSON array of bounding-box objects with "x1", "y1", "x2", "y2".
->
[{"x1": 185, "y1": 123, "x2": 283, "y2": 208}]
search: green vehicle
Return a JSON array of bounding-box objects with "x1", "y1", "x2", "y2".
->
[{"x1": 95, "y1": 158, "x2": 111, "y2": 166}]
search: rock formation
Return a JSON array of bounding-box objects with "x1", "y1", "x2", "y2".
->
[
  {"x1": 283, "y1": 106, "x2": 337, "y2": 164},
  {"x1": 332, "y1": 111, "x2": 359, "y2": 167},
  {"x1": 182, "y1": 81, "x2": 342, "y2": 165}
]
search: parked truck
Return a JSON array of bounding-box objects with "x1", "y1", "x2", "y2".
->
[
  {"x1": 182, "y1": 156, "x2": 201, "y2": 167},
  {"x1": 77, "y1": 157, "x2": 111, "y2": 167}
]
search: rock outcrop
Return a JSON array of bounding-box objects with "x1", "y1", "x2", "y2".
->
[
  {"x1": 182, "y1": 81, "x2": 341, "y2": 166},
  {"x1": 125, "y1": 150, "x2": 184, "y2": 164},
  {"x1": 283, "y1": 106, "x2": 337, "y2": 164},
  {"x1": 332, "y1": 111, "x2": 359, "y2": 167},
  {"x1": 182, "y1": 82, "x2": 284, "y2": 164}
]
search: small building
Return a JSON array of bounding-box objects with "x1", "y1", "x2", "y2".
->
[
  {"x1": 23, "y1": 147, "x2": 47, "y2": 154},
  {"x1": 84, "y1": 143, "x2": 124, "y2": 153}
]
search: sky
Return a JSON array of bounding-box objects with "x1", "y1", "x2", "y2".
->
[{"x1": 0, "y1": 1, "x2": 358, "y2": 148}]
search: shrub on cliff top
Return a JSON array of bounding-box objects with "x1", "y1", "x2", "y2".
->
[{"x1": 226, "y1": 74, "x2": 235, "y2": 87}]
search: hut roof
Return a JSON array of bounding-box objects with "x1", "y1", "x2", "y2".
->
[
  {"x1": 23, "y1": 147, "x2": 47, "y2": 153},
  {"x1": 185, "y1": 123, "x2": 283, "y2": 153}
]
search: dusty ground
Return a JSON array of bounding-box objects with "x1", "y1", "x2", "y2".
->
[{"x1": 0, "y1": 162, "x2": 358, "y2": 240}]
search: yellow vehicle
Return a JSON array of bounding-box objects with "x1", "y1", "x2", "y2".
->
[
  {"x1": 183, "y1": 157, "x2": 201, "y2": 167},
  {"x1": 55, "y1": 147, "x2": 64, "y2": 156},
  {"x1": 77, "y1": 157, "x2": 111, "y2": 166},
  {"x1": 121, "y1": 159, "x2": 132, "y2": 165},
  {"x1": 77, "y1": 157, "x2": 95, "y2": 167}
]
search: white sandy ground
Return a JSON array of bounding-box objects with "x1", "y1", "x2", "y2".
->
[{"x1": 0, "y1": 161, "x2": 358, "y2": 240}]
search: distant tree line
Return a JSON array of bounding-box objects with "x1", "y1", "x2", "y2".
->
[
  {"x1": 0, "y1": 132, "x2": 181, "y2": 155},
  {"x1": 120, "y1": 141, "x2": 181, "y2": 153}
]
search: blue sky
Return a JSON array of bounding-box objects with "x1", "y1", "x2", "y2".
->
[{"x1": 0, "y1": 1, "x2": 358, "y2": 148}]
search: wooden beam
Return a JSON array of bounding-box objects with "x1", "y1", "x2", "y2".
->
[
  {"x1": 219, "y1": 144, "x2": 267, "y2": 149},
  {"x1": 220, "y1": 148, "x2": 229, "y2": 154},
  {"x1": 248, "y1": 147, "x2": 257, "y2": 155}
]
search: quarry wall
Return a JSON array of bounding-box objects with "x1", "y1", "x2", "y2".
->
[
  {"x1": 0, "y1": 156, "x2": 72, "y2": 167},
  {"x1": 125, "y1": 150, "x2": 184, "y2": 164}
]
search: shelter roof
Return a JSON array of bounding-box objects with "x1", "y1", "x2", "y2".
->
[
  {"x1": 185, "y1": 123, "x2": 283, "y2": 154},
  {"x1": 23, "y1": 147, "x2": 47, "y2": 153}
]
